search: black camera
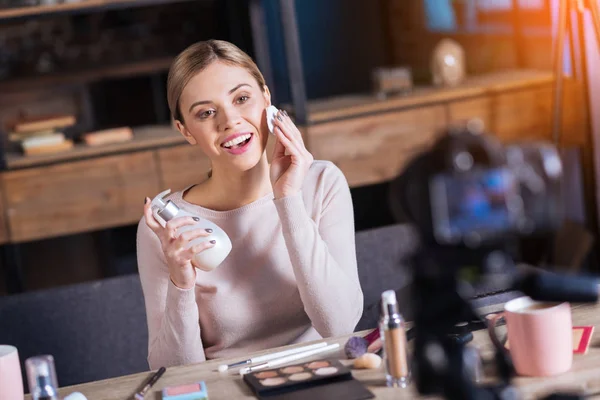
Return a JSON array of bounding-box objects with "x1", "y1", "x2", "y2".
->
[
  {"x1": 393, "y1": 121, "x2": 565, "y2": 249},
  {"x1": 390, "y1": 122, "x2": 597, "y2": 400}
]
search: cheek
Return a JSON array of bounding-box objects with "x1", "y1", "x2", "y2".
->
[
  {"x1": 187, "y1": 123, "x2": 218, "y2": 149},
  {"x1": 244, "y1": 99, "x2": 267, "y2": 129}
]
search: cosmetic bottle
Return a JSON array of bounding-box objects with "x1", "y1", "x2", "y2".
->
[
  {"x1": 151, "y1": 189, "x2": 232, "y2": 271},
  {"x1": 379, "y1": 290, "x2": 411, "y2": 388},
  {"x1": 25, "y1": 355, "x2": 59, "y2": 400}
]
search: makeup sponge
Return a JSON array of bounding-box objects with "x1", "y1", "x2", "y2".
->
[
  {"x1": 266, "y1": 105, "x2": 278, "y2": 135},
  {"x1": 354, "y1": 353, "x2": 382, "y2": 369},
  {"x1": 344, "y1": 336, "x2": 369, "y2": 359}
]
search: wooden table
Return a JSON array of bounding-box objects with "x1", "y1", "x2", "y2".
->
[{"x1": 31, "y1": 303, "x2": 600, "y2": 400}]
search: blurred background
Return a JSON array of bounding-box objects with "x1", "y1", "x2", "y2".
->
[{"x1": 0, "y1": 0, "x2": 597, "y2": 295}]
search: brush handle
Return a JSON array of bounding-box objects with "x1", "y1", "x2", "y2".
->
[
  {"x1": 240, "y1": 343, "x2": 340, "y2": 375},
  {"x1": 251, "y1": 342, "x2": 328, "y2": 364},
  {"x1": 266, "y1": 343, "x2": 340, "y2": 368}
]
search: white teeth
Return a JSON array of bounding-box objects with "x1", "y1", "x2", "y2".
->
[{"x1": 223, "y1": 134, "x2": 251, "y2": 148}]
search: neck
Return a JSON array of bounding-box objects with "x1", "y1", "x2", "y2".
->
[{"x1": 206, "y1": 155, "x2": 272, "y2": 209}]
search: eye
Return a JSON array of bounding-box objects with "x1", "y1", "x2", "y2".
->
[
  {"x1": 198, "y1": 109, "x2": 215, "y2": 119},
  {"x1": 237, "y1": 95, "x2": 250, "y2": 104}
]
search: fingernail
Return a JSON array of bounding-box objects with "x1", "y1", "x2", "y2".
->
[
  {"x1": 209, "y1": 240, "x2": 216, "y2": 244},
  {"x1": 283, "y1": 110, "x2": 288, "y2": 117},
  {"x1": 144, "y1": 197, "x2": 148, "y2": 204},
  {"x1": 205, "y1": 228, "x2": 213, "y2": 233},
  {"x1": 277, "y1": 115, "x2": 283, "y2": 121},
  {"x1": 193, "y1": 217, "x2": 200, "y2": 221}
]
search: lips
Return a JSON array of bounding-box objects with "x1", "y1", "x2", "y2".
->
[
  {"x1": 221, "y1": 133, "x2": 254, "y2": 155},
  {"x1": 221, "y1": 132, "x2": 252, "y2": 147}
]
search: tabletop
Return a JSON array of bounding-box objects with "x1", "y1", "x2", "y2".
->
[{"x1": 29, "y1": 302, "x2": 600, "y2": 400}]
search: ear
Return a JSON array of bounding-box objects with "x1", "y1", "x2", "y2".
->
[
  {"x1": 262, "y1": 85, "x2": 272, "y2": 107},
  {"x1": 175, "y1": 120, "x2": 197, "y2": 145}
]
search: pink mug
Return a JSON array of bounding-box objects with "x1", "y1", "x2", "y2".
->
[
  {"x1": 487, "y1": 296, "x2": 573, "y2": 377},
  {"x1": 0, "y1": 345, "x2": 24, "y2": 400}
]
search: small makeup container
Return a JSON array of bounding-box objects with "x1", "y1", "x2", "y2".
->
[
  {"x1": 25, "y1": 355, "x2": 59, "y2": 400},
  {"x1": 379, "y1": 290, "x2": 411, "y2": 388},
  {"x1": 161, "y1": 381, "x2": 208, "y2": 400}
]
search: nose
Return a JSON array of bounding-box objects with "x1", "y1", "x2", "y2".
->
[{"x1": 217, "y1": 105, "x2": 241, "y2": 132}]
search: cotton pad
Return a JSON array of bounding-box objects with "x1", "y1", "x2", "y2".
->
[{"x1": 266, "y1": 105, "x2": 279, "y2": 135}]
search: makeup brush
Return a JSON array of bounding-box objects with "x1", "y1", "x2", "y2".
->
[
  {"x1": 218, "y1": 342, "x2": 329, "y2": 372},
  {"x1": 134, "y1": 366, "x2": 166, "y2": 400},
  {"x1": 239, "y1": 343, "x2": 341, "y2": 375}
]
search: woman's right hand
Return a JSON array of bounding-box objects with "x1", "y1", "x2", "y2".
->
[{"x1": 143, "y1": 198, "x2": 215, "y2": 289}]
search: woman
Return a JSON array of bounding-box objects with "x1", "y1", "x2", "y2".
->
[{"x1": 137, "y1": 39, "x2": 363, "y2": 369}]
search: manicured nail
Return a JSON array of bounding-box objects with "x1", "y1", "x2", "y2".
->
[
  {"x1": 283, "y1": 110, "x2": 288, "y2": 117},
  {"x1": 210, "y1": 240, "x2": 216, "y2": 244},
  {"x1": 205, "y1": 228, "x2": 213, "y2": 233},
  {"x1": 193, "y1": 217, "x2": 200, "y2": 221},
  {"x1": 144, "y1": 197, "x2": 148, "y2": 204},
  {"x1": 277, "y1": 115, "x2": 283, "y2": 121}
]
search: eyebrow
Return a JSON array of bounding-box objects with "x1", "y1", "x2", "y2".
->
[{"x1": 188, "y1": 83, "x2": 252, "y2": 112}]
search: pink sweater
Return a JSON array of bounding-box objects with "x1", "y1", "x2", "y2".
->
[{"x1": 136, "y1": 160, "x2": 364, "y2": 369}]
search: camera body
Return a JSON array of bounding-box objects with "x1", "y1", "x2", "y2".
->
[
  {"x1": 391, "y1": 122, "x2": 568, "y2": 400},
  {"x1": 397, "y1": 122, "x2": 564, "y2": 251}
]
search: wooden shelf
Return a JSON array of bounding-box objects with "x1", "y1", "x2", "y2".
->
[
  {"x1": 302, "y1": 69, "x2": 554, "y2": 124},
  {"x1": 5, "y1": 124, "x2": 185, "y2": 169},
  {"x1": 0, "y1": 0, "x2": 199, "y2": 21},
  {"x1": 0, "y1": 57, "x2": 173, "y2": 93}
]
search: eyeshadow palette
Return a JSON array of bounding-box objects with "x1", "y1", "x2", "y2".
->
[
  {"x1": 243, "y1": 359, "x2": 374, "y2": 400},
  {"x1": 161, "y1": 381, "x2": 208, "y2": 400}
]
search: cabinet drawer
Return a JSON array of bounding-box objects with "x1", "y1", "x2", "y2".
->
[
  {"x1": 3, "y1": 151, "x2": 160, "y2": 243},
  {"x1": 157, "y1": 145, "x2": 212, "y2": 192},
  {"x1": 492, "y1": 86, "x2": 553, "y2": 142},
  {"x1": 448, "y1": 96, "x2": 493, "y2": 130},
  {"x1": 307, "y1": 105, "x2": 447, "y2": 187}
]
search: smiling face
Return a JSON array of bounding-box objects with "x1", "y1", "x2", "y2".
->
[{"x1": 175, "y1": 61, "x2": 271, "y2": 173}]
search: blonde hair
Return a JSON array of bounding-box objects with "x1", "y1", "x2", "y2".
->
[{"x1": 167, "y1": 40, "x2": 266, "y2": 123}]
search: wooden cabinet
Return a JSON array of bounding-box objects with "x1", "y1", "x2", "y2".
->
[
  {"x1": 308, "y1": 105, "x2": 447, "y2": 187},
  {"x1": 3, "y1": 151, "x2": 160, "y2": 243},
  {"x1": 0, "y1": 70, "x2": 588, "y2": 244},
  {"x1": 491, "y1": 85, "x2": 553, "y2": 143},
  {"x1": 0, "y1": 187, "x2": 9, "y2": 245},
  {"x1": 156, "y1": 145, "x2": 212, "y2": 193},
  {"x1": 448, "y1": 96, "x2": 493, "y2": 130}
]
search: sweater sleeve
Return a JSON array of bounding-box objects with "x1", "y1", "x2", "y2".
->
[
  {"x1": 274, "y1": 164, "x2": 364, "y2": 337},
  {"x1": 136, "y1": 219, "x2": 206, "y2": 369}
]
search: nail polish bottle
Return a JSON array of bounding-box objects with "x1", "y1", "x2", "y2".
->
[
  {"x1": 25, "y1": 355, "x2": 59, "y2": 400},
  {"x1": 151, "y1": 189, "x2": 232, "y2": 271},
  {"x1": 379, "y1": 290, "x2": 411, "y2": 388}
]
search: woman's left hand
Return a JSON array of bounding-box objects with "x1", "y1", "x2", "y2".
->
[{"x1": 270, "y1": 109, "x2": 314, "y2": 199}]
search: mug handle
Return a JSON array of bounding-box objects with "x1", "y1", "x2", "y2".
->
[{"x1": 487, "y1": 312, "x2": 508, "y2": 353}]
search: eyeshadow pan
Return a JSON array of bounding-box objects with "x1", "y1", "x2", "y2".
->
[
  {"x1": 165, "y1": 383, "x2": 200, "y2": 395},
  {"x1": 315, "y1": 367, "x2": 338, "y2": 376},
  {"x1": 288, "y1": 372, "x2": 312, "y2": 381},
  {"x1": 260, "y1": 377, "x2": 287, "y2": 386},
  {"x1": 281, "y1": 366, "x2": 304, "y2": 374},
  {"x1": 255, "y1": 371, "x2": 279, "y2": 379},
  {"x1": 307, "y1": 361, "x2": 330, "y2": 369}
]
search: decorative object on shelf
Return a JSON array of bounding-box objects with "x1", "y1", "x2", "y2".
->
[
  {"x1": 371, "y1": 66, "x2": 413, "y2": 99},
  {"x1": 82, "y1": 126, "x2": 133, "y2": 146},
  {"x1": 5, "y1": 112, "x2": 76, "y2": 155},
  {"x1": 431, "y1": 38, "x2": 466, "y2": 87}
]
